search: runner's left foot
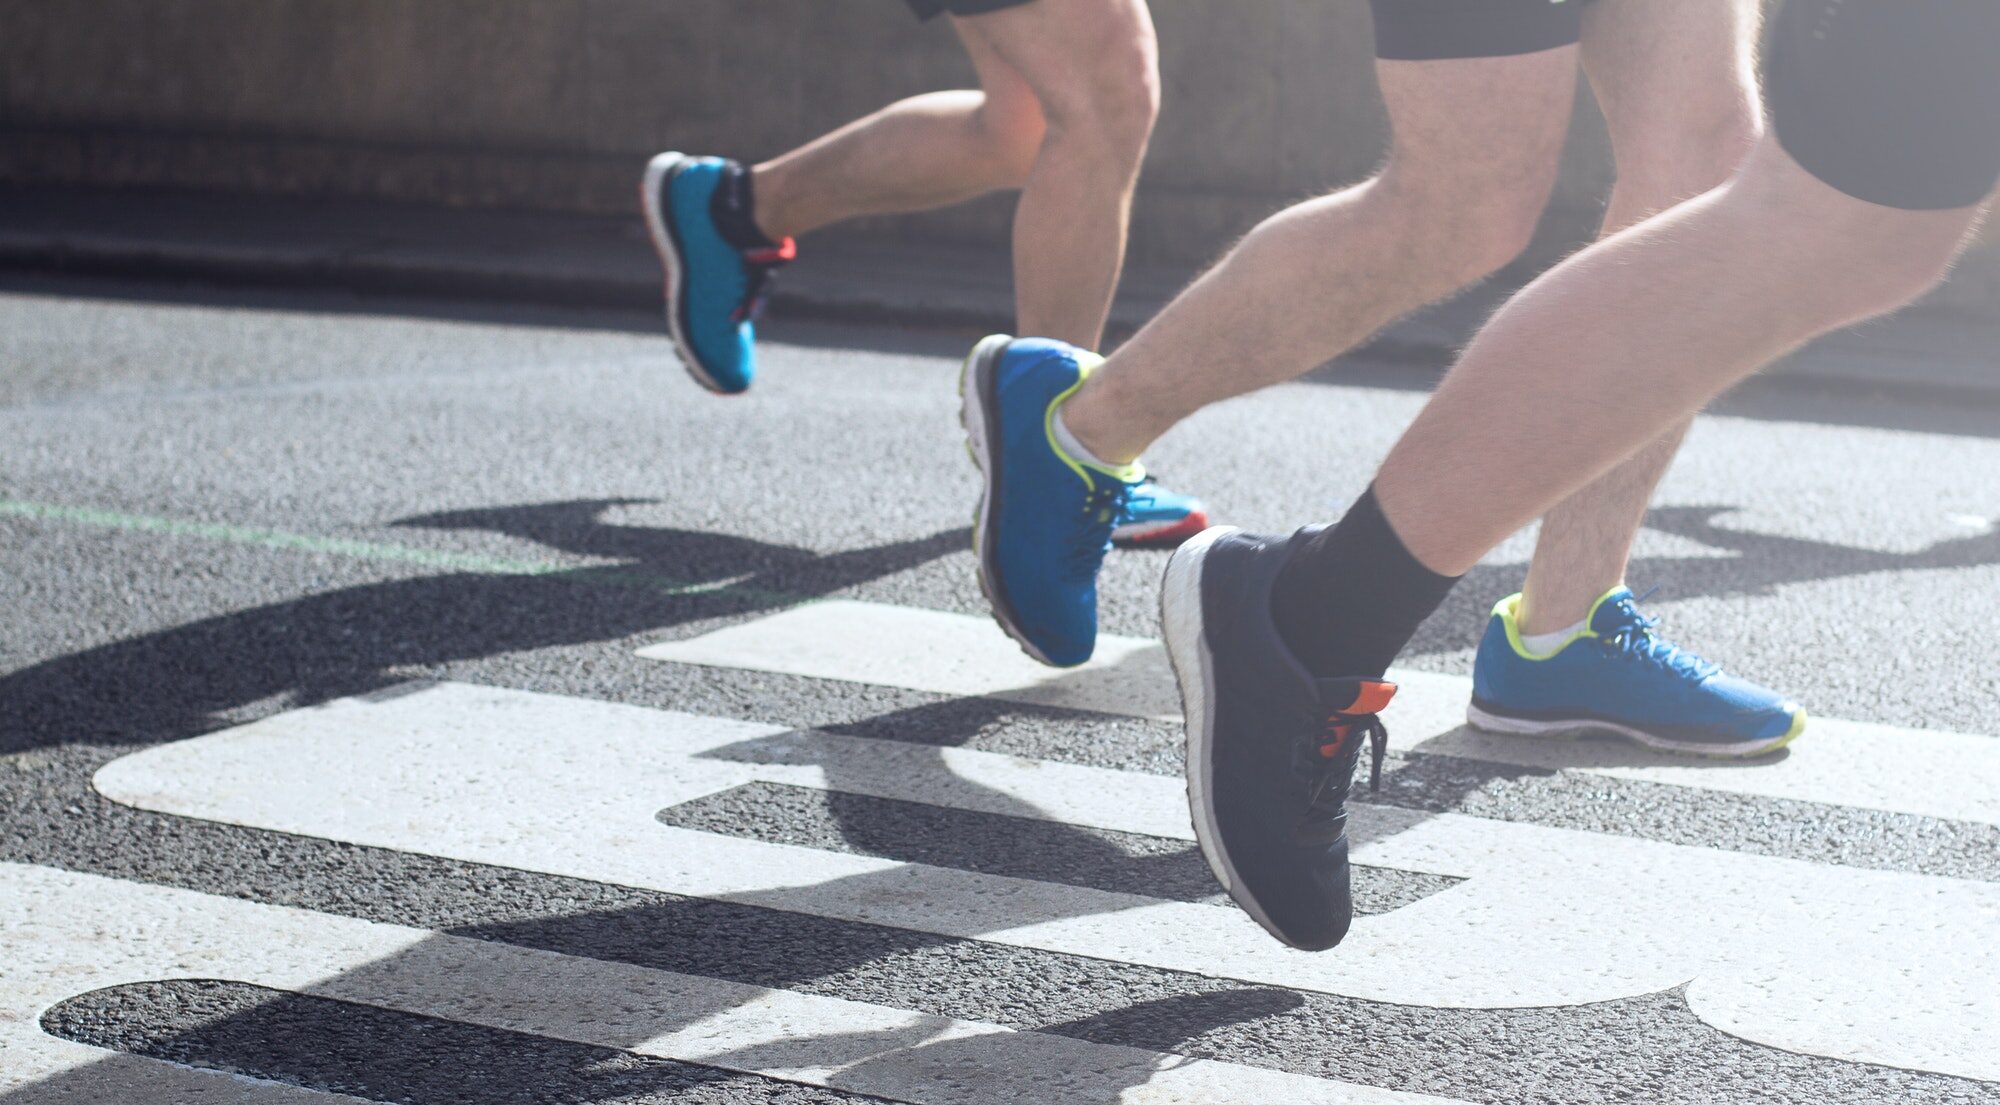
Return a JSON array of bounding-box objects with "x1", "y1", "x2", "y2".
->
[
  {"x1": 1468, "y1": 587, "x2": 1807, "y2": 758},
  {"x1": 1112, "y1": 477, "x2": 1210, "y2": 549},
  {"x1": 961, "y1": 335, "x2": 1144, "y2": 667},
  {"x1": 640, "y1": 153, "x2": 795, "y2": 395},
  {"x1": 1162, "y1": 525, "x2": 1397, "y2": 951}
]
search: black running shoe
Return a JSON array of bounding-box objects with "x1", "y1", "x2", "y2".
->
[{"x1": 1160, "y1": 525, "x2": 1397, "y2": 951}]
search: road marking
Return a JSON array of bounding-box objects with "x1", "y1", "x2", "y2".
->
[
  {"x1": 0, "y1": 863, "x2": 1459, "y2": 1105},
  {"x1": 94, "y1": 682, "x2": 2000, "y2": 1080},
  {"x1": 640, "y1": 599, "x2": 2000, "y2": 826}
]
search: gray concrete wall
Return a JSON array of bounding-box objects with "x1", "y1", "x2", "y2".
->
[
  {"x1": 2, "y1": 0, "x2": 1993, "y2": 315},
  {"x1": 0, "y1": 0, "x2": 1616, "y2": 266}
]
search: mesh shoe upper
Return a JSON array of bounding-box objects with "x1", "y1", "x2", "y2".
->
[
  {"x1": 979, "y1": 339, "x2": 1142, "y2": 667},
  {"x1": 1472, "y1": 588, "x2": 1802, "y2": 744},
  {"x1": 664, "y1": 157, "x2": 774, "y2": 393}
]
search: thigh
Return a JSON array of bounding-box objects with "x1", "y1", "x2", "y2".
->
[
  {"x1": 951, "y1": 0, "x2": 1157, "y2": 107},
  {"x1": 1375, "y1": 48, "x2": 1579, "y2": 194},
  {"x1": 953, "y1": 15, "x2": 1039, "y2": 113},
  {"x1": 1580, "y1": 0, "x2": 1761, "y2": 160},
  {"x1": 1767, "y1": 0, "x2": 2000, "y2": 211}
]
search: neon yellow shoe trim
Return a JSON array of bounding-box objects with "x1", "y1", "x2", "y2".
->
[
  {"x1": 1041, "y1": 352, "x2": 1145, "y2": 488},
  {"x1": 1774, "y1": 706, "x2": 1809, "y2": 748},
  {"x1": 1493, "y1": 586, "x2": 1629, "y2": 662}
]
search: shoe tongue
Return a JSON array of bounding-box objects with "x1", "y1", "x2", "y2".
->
[
  {"x1": 1313, "y1": 677, "x2": 1398, "y2": 716},
  {"x1": 1587, "y1": 586, "x2": 1642, "y2": 635}
]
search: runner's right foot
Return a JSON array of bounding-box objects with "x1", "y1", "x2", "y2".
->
[
  {"x1": 641, "y1": 153, "x2": 795, "y2": 395},
  {"x1": 961, "y1": 335, "x2": 1144, "y2": 667},
  {"x1": 1161, "y1": 525, "x2": 1397, "y2": 951}
]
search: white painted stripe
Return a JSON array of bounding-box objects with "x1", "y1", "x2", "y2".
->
[
  {"x1": 639, "y1": 600, "x2": 2000, "y2": 827},
  {"x1": 94, "y1": 683, "x2": 2000, "y2": 1081},
  {"x1": 643, "y1": 600, "x2": 1185, "y2": 720},
  {"x1": 0, "y1": 863, "x2": 1460, "y2": 1105}
]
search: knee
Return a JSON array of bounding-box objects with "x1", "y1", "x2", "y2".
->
[
  {"x1": 1738, "y1": 150, "x2": 1978, "y2": 329},
  {"x1": 974, "y1": 90, "x2": 1048, "y2": 187},
  {"x1": 1033, "y1": 24, "x2": 1160, "y2": 161},
  {"x1": 1376, "y1": 162, "x2": 1556, "y2": 283},
  {"x1": 1609, "y1": 97, "x2": 1762, "y2": 212},
  {"x1": 1801, "y1": 215, "x2": 1970, "y2": 324}
]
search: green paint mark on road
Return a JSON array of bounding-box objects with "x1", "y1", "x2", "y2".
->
[{"x1": 0, "y1": 497, "x2": 797, "y2": 605}]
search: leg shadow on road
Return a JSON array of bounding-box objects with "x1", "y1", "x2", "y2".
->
[
  {"x1": 13, "y1": 893, "x2": 1306, "y2": 1105},
  {"x1": 0, "y1": 498, "x2": 968, "y2": 755}
]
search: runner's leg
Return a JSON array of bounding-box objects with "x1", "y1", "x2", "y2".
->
[
  {"x1": 750, "y1": 25, "x2": 1048, "y2": 241},
  {"x1": 1058, "y1": 38, "x2": 1578, "y2": 464},
  {"x1": 1378, "y1": 0, "x2": 2000, "y2": 591},
  {"x1": 1515, "y1": 0, "x2": 1763, "y2": 634},
  {"x1": 961, "y1": 0, "x2": 1161, "y2": 349},
  {"x1": 1170, "y1": 0, "x2": 2000, "y2": 950}
]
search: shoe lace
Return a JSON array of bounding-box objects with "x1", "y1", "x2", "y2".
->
[
  {"x1": 1066, "y1": 478, "x2": 1127, "y2": 578},
  {"x1": 731, "y1": 238, "x2": 797, "y2": 324},
  {"x1": 1294, "y1": 710, "x2": 1389, "y2": 846},
  {"x1": 1600, "y1": 589, "x2": 1719, "y2": 682}
]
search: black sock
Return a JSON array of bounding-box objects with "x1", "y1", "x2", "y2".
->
[
  {"x1": 709, "y1": 161, "x2": 779, "y2": 252},
  {"x1": 1270, "y1": 485, "x2": 1461, "y2": 679}
]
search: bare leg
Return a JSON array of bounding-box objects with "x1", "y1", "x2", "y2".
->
[
  {"x1": 752, "y1": 27, "x2": 1047, "y2": 241},
  {"x1": 1060, "y1": 47, "x2": 1579, "y2": 464},
  {"x1": 1375, "y1": 137, "x2": 1984, "y2": 578},
  {"x1": 967, "y1": 0, "x2": 1161, "y2": 349},
  {"x1": 1515, "y1": 0, "x2": 1762, "y2": 634}
]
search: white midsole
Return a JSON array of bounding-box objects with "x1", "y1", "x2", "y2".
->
[
  {"x1": 641, "y1": 151, "x2": 726, "y2": 394},
  {"x1": 1464, "y1": 701, "x2": 1794, "y2": 759},
  {"x1": 958, "y1": 335, "x2": 1057, "y2": 667},
  {"x1": 1159, "y1": 525, "x2": 1293, "y2": 945}
]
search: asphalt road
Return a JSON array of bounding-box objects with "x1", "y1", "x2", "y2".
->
[{"x1": 2, "y1": 272, "x2": 1998, "y2": 1105}]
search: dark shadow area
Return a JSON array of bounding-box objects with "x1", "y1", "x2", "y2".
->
[
  {"x1": 28, "y1": 925, "x2": 1308, "y2": 1105},
  {"x1": 656, "y1": 779, "x2": 1459, "y2": 914},
  {"x1": 0, "y1": 498, "x2": 967, "y2": 754}
]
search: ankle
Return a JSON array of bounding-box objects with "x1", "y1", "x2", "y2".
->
[
  {"x1": 1515, "y1": 587, "x2": 1607, "y2": 639},
  {"x1": 742, "y1": 165, "x2": 799, "y2": 244},
  {"x1": 1058, "y1": 384, "x2": 1148, "y2": 468}
]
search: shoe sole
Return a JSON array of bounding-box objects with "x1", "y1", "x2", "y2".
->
[
  {"x1": 1161, "y1": 525, "x2": 1301, "y2": 949},
  {"x1": 1112, "y1": 511, "x2": 1210, "y2": 550},
  {"x1": 959, "y1": 334, "x2": 1066, "y2": 668},
  {"x1": 1464, "y1": 701, "x2": 1809, "y2": 760},
  {"x1": 641, "y1": 152, "x2": 737, "y2": 396}
]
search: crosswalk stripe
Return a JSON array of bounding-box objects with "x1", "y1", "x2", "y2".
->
[
  {"x1": 1, "y1": 863, "x2": 1463, "y2": 1105},
  {"x1": 638, "y1": 600, "x2": 2000, "y2": 826},
  {"x1": 92, "y1": 681, "x2": 2000, "y2": 1081}
]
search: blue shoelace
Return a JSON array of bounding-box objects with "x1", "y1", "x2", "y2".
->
[
  {"x1": 1599, "y1": 591, "x2": 1721, "y2": 683},
  {"x1": 1066, "y1": 480, "x2": 1126, "y2": 578}
]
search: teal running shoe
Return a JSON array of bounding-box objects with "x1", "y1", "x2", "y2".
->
[
  {"x1": 961, "y1": 335, "x2": 1144, "y2": 667},
  {"x1": 1112, "y1": 477, "x2": 1210, "y2": 549},
  {"x1": 1468, "y1": 587, "x2": 1807, "y2": 758},
  {"x1": 641, "y1": 152, "x2": 795, "y2": 395}
]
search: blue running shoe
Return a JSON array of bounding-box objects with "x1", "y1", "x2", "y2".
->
[
  {"x1": 961, "y1": 335, "x2": 1144, "y2": 667},
  {"x1": 1162, "y1": 525, "x2": 1398, "y2": 951},
  {"x1": 1111, "y1": 477, "x2": 1211, "y2": 549},
  {"x1": 1468, "y1": 587, "x2": 1807, "y2": 758},
  {"x1": 641, "y1": 152, "x2": 795, "y2": 395}
]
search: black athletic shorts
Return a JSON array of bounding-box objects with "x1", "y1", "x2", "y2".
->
[
  {"x1": 1371, "y1": 0, "x2": 1600, "y2": 61},
  {"x1": 905, "y1": 0, "x2": 1035, "y2": 20},
  {"x1": 1767, "y1": 0, "x2": 2000, "y2": 211}
]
